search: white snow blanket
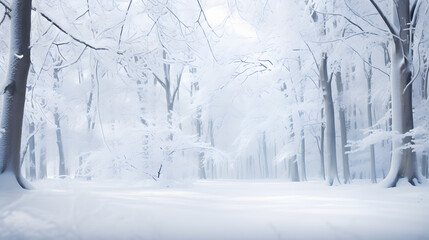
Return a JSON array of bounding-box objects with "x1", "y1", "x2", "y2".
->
[{"x1": 0, "y1": 180, "x2": 428, "y2": 239}]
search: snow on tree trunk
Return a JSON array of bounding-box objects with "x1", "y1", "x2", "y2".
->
[
  {"x1": 300, "y1": 128, "x2": 307, "y2": 181},
  {"x1": 53, "y1": 67, "x2": 67, "y2": 177},
  {"x1": 335, "y1": 71, "x2": 350, "y2": 184},
  {"x1": 319, "y1": 109, "x2": 326, "y2": 180},
  {"x1": 421, "y1": 54, "x2": 428, "y2": 178},
  {"x1": 54, "y1": 109, "x2": 67, "y2": 177},
  {"x1": 320, "y1": 53, "x2": 339, "y2": 186},
  {"x1": 0, "y1": 0, "x2": 32, "y2": 189},
  {"x1": 262, "y1": 131, "x2": 269, "y2": 178},
  {"x1": 38, "y1": 122, "x2": 47, "y2": 180},
  {"x1": 379, "y1": 0, "x2": 424, "y2": 187},
  {"x1": 208, "y1": 119, "x2": 215, "y2": 178},
  {"x1": 196, "y1": 103, "x2": 206, "y2": 179},
  {"x1": 381, "y1": 39, "x2": 420, "y2": 187},
  {"x1": 288, "y1": 116, "x2": 299, "y2": 182},
  {"x1": 364, "y1": 57, "x2": 377, "y2": 184}
]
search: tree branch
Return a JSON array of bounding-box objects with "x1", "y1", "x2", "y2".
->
[
  {"x1": 313, "y1": 9, "x2": 364, "y2": 32},
  {"x1": 410, "y1": 0, "x2": 423, "y2": 28},
  {"x1": 0, "y1": 0, "x2": 108, "y2": 51},
  {"x1": 369, "y1": 0, "x2": 398, "y2": 36},
  {"x1": 171, "y1": 66, "x2": 184, "y2": 107},
  {"x1": 196, "y1": 0, "x2": 220, "y2": 37},
  {"x1": 118, "y1": 0, "x2": 133, "y2": 50},
  {"x1": 302, "y1": 38, "x2": 320, "y2": 77},
  {"x1": 328, "y1": 72, "x2": 334, "y2": 85},
  {"x1": 0, "y1": 5, "x2": 9, "y2": 25},
  {"x1": 153, "y1": 73, "x2": 167, "y2": 90}
]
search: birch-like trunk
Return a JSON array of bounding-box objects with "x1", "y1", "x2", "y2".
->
[
  {"x1": 364, "y1": 57, "x2": 377, "y2": 183},
  {"x1": 335, "y1": 71, "x2": 350, "y2": 184},
  {"x1": 262, "y1": 131, "x2": 269, "y2": 178},
  {"x1": 320, "y1": 53, "x2": 339, "y2": 186},
  {"x1": 0, "y1": 0, "x2": 32, "y2": 189},
  {"x1": 208, "y1": 119, "x2": 215, "y2": 178},
  {"x1": 38, "y1": 122, "x2": 47, "y2": 180},
  {"x1": 300, "y1": 128, "x2": 307, "y2": 181},
  {"x1": 196, "y1": 104, "x2": 206, "y2": 179},
  {"x1": 288, "y1": 116, "x2": 299, "y2": 182},
  {"x1": 319, "y1": 109, "x2": 326, "y2": 180}
]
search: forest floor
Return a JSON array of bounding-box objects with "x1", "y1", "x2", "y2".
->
[{"x1": 0, "y1": 179, "x2": 428, "y2": 240}]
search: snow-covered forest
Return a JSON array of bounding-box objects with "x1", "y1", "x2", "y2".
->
[{"x1": 0, "y1": 0, "x2": 428, "y2": 239}]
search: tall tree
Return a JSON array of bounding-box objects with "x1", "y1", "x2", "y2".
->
[
  {"x1": 0, "y1": 0, "x2": 32, "y2": 189},
  {"x1": 52, "y1": 63, "x2": 67, "y2": 177},
  {"x1": 370, "y1": 0, "x2": 424, "y2": 187},
  {"x1": 320, "y1": 53, "x2": 339, "y2": 185},
  {"x1": 335, "y1": 70, "x2": 351, "y2": 184},
  {"x1": 364, "y1": 56, "x2": 377, "y2": 183}
]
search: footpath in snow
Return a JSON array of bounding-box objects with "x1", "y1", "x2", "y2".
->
[{"x1": 0, "y1": 179, "x2": 428, "y2": 240}]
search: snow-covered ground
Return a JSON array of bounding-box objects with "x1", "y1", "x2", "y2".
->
[{"x1": 0, "y1": 179, "x2": 428, "y2": 240}]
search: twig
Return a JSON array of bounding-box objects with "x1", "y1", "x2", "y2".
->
[{"x1": 0, "y1": 0, "x2": 108, "y2": 51}]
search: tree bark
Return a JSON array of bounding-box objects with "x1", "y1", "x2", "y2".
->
[
  {"x1": 364, "y1": 57, "x2": 377, "y2": 183},
  {"x1": 208, "y1": 119, "x2": 215, "y2": 178},
  {"x1": 52, "y1": 66, "x2": 67, "y2": 177},
  {"x1": 0, "y1": 0, "x2": 32, "y2": 189},
  {"x1": 262, "y1": 131, "x2": 269, "y2": 178},
  {"x1": 288, "y1": 116, "x2": 299, "y2": 182},
  {"x1": 196, "y1": 104, "x2": 206, "y2": 179},
  {"x1": 319, "y1": 109, "x2": 326, "y2": 180},
  {"x1": 421, "y1": 54, "x2": 428, "y2": 178},
  {"x1": 380, "y1": 0, "x2": 423, "y2": 187},
  {"x1": 54, "y1": 109, "x2": 66, "y2": 177},
  {"x1": 28, "y1": 122, "x2": 36, "y2": 181},
  {"x1": 320, "y1": 53, "x2": 339, "y2": 186},
  {"x1": 300, "y1": 128, "x2": 307, "y2": 181},
  {"x1": 335, "y1": 71, "x2": 350, "y2": 184},
  {"x1": 38, "y1": 122, "x2": 47, "y2": 180}
]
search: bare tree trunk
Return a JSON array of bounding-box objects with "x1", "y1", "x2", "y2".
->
[
  {"x1": 190, "y1": 69, "x2": 207, "y2": 179},
  {"x1": 153, "y1": 50, "x2": 183, "y2": 162},
  {"x1": 379, "y1": 0, "x2": 423, "y2": 187},
  {"x1": 288, "y1": 156, "x2": 299, "y2": 182},
  {"x1": 76, "y1": 66, "x2": 95, "y2": 179},
  {"x1": 38, "y1": 122, "x2": 47, "y2": 180},
  {"x1": 422, "y1": 155, "x2": 428, "y2": 179},
  {"x1": 262, "y1": 131, "x2": 269, "y2": 178},
  {"x1": 298, "y1": 58, "x2": 307, "y2": 181},
  {"x1": 335, "y1": 71, "x2": 350, "y2": 184},
  {"x1": 320, "y1": 53, "x2": 339, "y2": 186},
  {"x1": 52, "y1": 66, "x2": 67, "y2": 177},
  {"x1": 208, "y1": 119, "x2": 215, "y2": 178},
  {"x1": 196, "y1": 104, "x2": 206, "y2": 179},
  {"x1": 364, "y1": 57, "x2": 377, "y2": 183},
  {"x1": 319, "y1": 109, "x2": 326, "y2": 180},
  {"x1": 0, "y1": 0, "x2": 32, "y2": 189},
  {"x1": 54, "y1": 109, "x2": 66, "y2": 177},
  {"x1": 315, "y1": 107, "x2": 326, "y2": 180},
  {"x1": 421, "y1": 54, "x2": 428, "y2": 178},
  {"x1": 300, "y1": 128, "x2": 307, "y2": 181},
  {"x1": 288, "y1": 116, "x2": 299, "y2": 182},
  {"x1": 28, "y1": 122, "x2": 36, "y2": 181}
]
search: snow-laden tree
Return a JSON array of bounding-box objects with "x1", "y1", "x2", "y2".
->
[{"x1": 369, "y1": 0, "x2": 426, "y2": 187}]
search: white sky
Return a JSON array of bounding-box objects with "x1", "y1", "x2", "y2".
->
[{"x1": 205, "y1": 5, "x2": 257, "y2": 39}]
